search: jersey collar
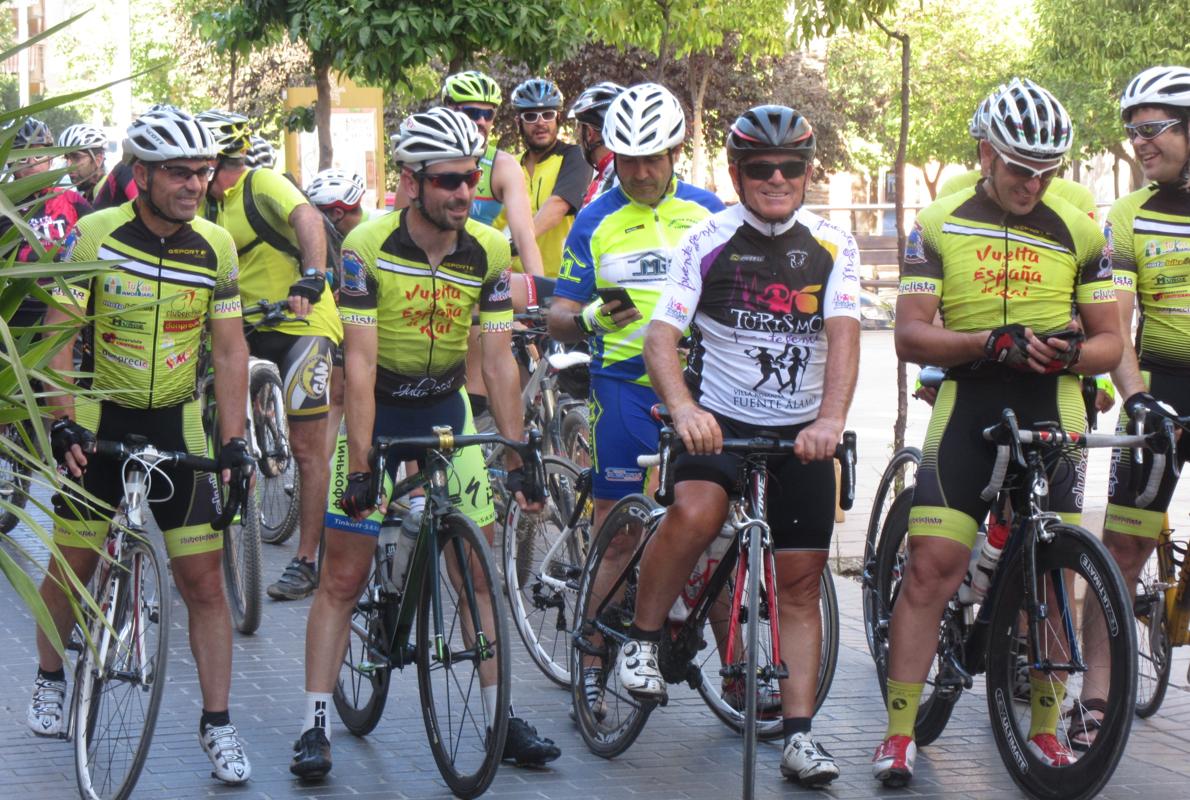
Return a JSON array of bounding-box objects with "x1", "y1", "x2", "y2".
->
[
  {"x1": 739, "y1": 203, "x2": 800, "y2": 236},
  {"x1": 617, "y1": 176, "x2": 679, "y2": 209}
]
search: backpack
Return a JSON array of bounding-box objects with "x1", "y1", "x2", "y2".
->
[{"x1": 241, "y1": 168, "x2": 344, "y2": 288}]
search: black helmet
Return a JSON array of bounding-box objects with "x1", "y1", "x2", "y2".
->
[
  {"x1": 14, "y1": 118, "x2": 53, "y2": 149},
  {"x1": 727, "y1": 105, "x2": 815, "y2": 162},
  {"x1": 511, "y1": 78, "x2": 562, "y2": 110},
  {"x1": 569, "y1": 81, "x2": 626, "y2": 126}
]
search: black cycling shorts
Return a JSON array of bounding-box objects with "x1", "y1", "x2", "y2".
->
[{"x1": 246, "y1": 330, "x2": 333, "y2": 420}]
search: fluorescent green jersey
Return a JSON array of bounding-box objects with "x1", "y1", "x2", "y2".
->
[{"x1": 936, "y1": 171, "x2": 1097, "y2": 218}]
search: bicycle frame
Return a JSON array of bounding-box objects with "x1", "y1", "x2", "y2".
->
[{"x1": 532, "y1": 467, "x2": 593, "y2": 597}]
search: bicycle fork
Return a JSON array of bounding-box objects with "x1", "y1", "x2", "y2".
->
[{"x1": 720, "y1": 520, "x2": 787, "y2": 684}]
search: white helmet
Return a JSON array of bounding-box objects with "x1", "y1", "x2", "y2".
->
[
  {"x1": 968, "y1": 87, "x2": 1004, "y2": 141},
  {"x1": 602, "y1": 83, "x2": 686, "y2": 157},
  {"x1": 984, "y1": 77, "x2": 1073, "y2": 162},
  {"x1": 307, "y1": 168, "x2": 365, "y2": 209},
  {"x1": 393, "y1": 106, "x2": 484, "y2": 170},
  {"x1": 58, "y1": 123, "x2": 107, "y2": 151},
  {"x1": 245, "y1": 135, "x2": 276, "y2": 169},
  {"x1": 1120, "y1": 66, "x2": 1190, "y2": 118},
  {"x1": 123, "y1": 108, "x2": 217, "y2": 162}
]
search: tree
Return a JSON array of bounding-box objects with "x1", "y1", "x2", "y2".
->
[{"x1": 1030, "y1": 0, "x2": 1190, "y2": 190}]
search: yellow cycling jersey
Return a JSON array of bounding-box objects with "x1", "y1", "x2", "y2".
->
[
  {"x1": 936, "y1": 171, "x2": 1097, "y2": 219},
  {"x1": 207, "y1": 167, "x2": 342, "y2": 343},
  {"x1": 57, "y1": 202, "x2": 241, "y2": 409},
  {"x1": 505, "y1": 140, "x2": 591, "y2": 278},
  {"x1": 1107, "y1": 182, "x2": 1190, "y2": 373},
  {"x1": 338, "y1": 209, "x2": 513, "y2": 404},
  {"x1": 900, "y1": 183, "x2": 1112, "y2": 347}
]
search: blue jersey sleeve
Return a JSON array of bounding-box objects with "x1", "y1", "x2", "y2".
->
[{"x1": 553, "y1": 207, "x2": 599, "y2": 303}]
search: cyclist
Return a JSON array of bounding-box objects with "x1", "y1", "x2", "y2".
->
[
  {"x1": 291, "y1": 107, "x2": 557, "y2": 780},
  {"x1": 569, "y1": 81, "x2": 626, "y2": 207},
  {"x1": 546, "y1": 81, "x2": 723, "y2": 708},
  {"x1": 199, "y1": 109, "x2": 342, "y2": 602},
  {"x1": 245, "y1": 134, "x2": 277, "y2": 169},
  {"x1": 938, "y1": 88, "x2": 1097, "y2": 218},
  {"x1": 877, "y1": 78, "x2": 1122, "y2": 786},
  {"x1": 1079, "y1": 65, "x2": 1190, "y2": 747},
  {"x1": 509, "y1": 77, "x2": 592, "y2": 278},
  {"x1": 627, "y1": 105, "x2": 860, "y2": 786},
  {"x1": 28, "y1": 107, "x2": 253, "y2": 784},
  {"x1": 57, "y1": 123, "x2": 139, "y2": 210}
]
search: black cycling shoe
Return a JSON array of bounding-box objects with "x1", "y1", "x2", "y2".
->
[
  {"x1": 502, "y1": 717, "x2": 561, "y2": 766},
  {"x1": 290, "y1": 727, "x2": 332, "y2": 780}
]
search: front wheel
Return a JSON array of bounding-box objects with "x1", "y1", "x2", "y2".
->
[
  {"x1": 984, "y1": 523, "x2": 1136, "y2": 800},
  {"x1": 417, "y1": 512, "x2": 510, "y2": 799},
  {"x1": 1134, "y1": 538, "x2": 1172, "y2": 719},
  {"x1": 863, "y1": 447, "x2": 920, "y2": 660},
  {"x1": 221, "y1": 469, "x2": 262, "y2": 634},
  {"x1": 250, "y1": 363, "x2": 300, "y2": 545}
]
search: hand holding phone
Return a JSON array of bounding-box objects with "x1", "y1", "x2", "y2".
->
[{"x1": 595, "y1": 286, "x2": 637, "y2": 311}]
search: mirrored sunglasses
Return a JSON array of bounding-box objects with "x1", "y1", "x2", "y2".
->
[
  {"x1": 994, "y1": 148, "x2": 1062, "y2": 181},
  {"x1": 460, "y1": 106, "x2": 496, "y2": 122},
  {"x1": 1125, "y1": 118, "x2": 1181, "y2": 141}
]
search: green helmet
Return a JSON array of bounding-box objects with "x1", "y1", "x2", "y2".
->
[{"x1": 441, "y1": 71, "x2": 502, "y2": 106}]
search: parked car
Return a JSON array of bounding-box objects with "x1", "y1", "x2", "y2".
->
[{"x1": 860, "y1": 290, "x2": 895, "y2": 329}]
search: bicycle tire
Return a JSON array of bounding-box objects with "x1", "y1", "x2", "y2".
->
[
  {"x1": 871, "y1": 489, "x2": 960, "y2": 746},
  {"x1": 984, "y1": 523, "x2": 1136, "y2": 800},
  {"x1": 570, "y1": 493, "x2": 656, "y2": 759},
  {"x1": 250, "y1": 363, "x2": 300, "y2": 545},
  {"x1": 221, "y1": 473, "x2": 263, "y2": 635},
  {"x1": 559, "y1": 403, "x2": 591, "y2": 469},
  {"x1": 863, "y1": 446, "x2": 921, "y2": 659},
  {"x1": 1134, "y1": 542, "x2": 1172, "y2": 719},
  {"x1": 0, "y1": 421, "x2": 33, "y2": 534},
  {"x1": 741, "y1": 524, "x2": 763, "y2": 800},
  {"x1": 417, "y1": 511, "x2": 510, "y2": 798},
  {"x1": 74, "y1": 537, "x2": 170, "y2": 800},
  {"x1": 504, "y1": 455, "x2": 589, "y2": 687},
  {"x1": 333, "y1": 562, "x2": 394, "y2": 736}
]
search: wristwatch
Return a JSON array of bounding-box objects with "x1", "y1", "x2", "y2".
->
[
  {"x1": 574, "y1": 312, "x2": 592, "y2": 335},
  {"x1": 302, "y1": 267, "x2": 321, "y2": 279}
]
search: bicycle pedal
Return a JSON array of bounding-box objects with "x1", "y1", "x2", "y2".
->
[{"x1": 572, "y1": 635, "x2": 606, "y2": 659}]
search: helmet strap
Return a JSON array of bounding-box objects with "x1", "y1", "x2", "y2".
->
[
  {"x1": 140, "y1": 167, "x2": 190, "y2": 228},
  {"x1": 413, "y1": 174, "x2": 456, "y2": 233}
]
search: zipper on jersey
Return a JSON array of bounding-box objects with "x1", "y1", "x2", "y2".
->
[
  {"x1": 150, "y1": 236, "x2": 165, "y2": 408},
  {"x1": 426, "y1": 264, "x2": 438, "y2": 380}
]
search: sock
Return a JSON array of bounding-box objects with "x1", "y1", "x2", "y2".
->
[
  {"x1": 407, "y1": 495, "x2": 426, "y2": 515},
  {"x1": 1027, "y1": 677, "x2": 1066, "y2": 738},
  {"x1": 783, "y1": 716, "x2": 811, "y2": 745},
  {"x1": 38, "y1": 666, "x2": 66, "y2": 683},
  {"x1": 481, "y1": 685, "x2": 499, "y2": 723},
  {"x1": 304, "y1": 691, "x2": 333, "y2": 740},
  {"x1": 885, "y1": 679, "x2": 924, "y2": 739},
  {"x1": 200, "y1": 709, "x2": 230, "y2": 732},
  {"x1": 627, "y1": 623, "x2": 662, "y2": 642}
]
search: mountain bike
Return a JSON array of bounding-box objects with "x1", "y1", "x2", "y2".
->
[
  {"x1": 867, "y1": 408, "x2": 1159, "y2": 800},
  {"x1": 64, "y1": 436, "x2": 244, "y2": 800},
  {"x1": 570, "y1": 421, "x2": 855, "y2": 799},
  {"x1": 332, "y1": 427, "x2": 545, "y2": 798}
]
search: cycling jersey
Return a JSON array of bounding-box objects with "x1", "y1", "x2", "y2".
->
[
  {"x1": 207, "y1": 167, "x2": 343, "y2": 342},
  {"x1": 936, "y1": 171, "x2": 1096, "y2": 218},
  {"x1": 90, "y1": 162, "x2": 139, "y2": 211},
  {"x1": 899, "y1": 183, "x2": 1112, "y2": 351},
  {"x1": 553, "y1": 179, "x2": 724, "y2": 385},
  {"x1": 57, "y1": 201, "x2": 241, "y2": 409},
  {"x1": 470, "y1": 142, "x2": 503, "y2": 227},
  {"x1": 1105, "y1": 182, "x2": 1190, "y2": 373},
  {"x1": 13, "y1": 187, "x2": 92, "y2": 262},
  {"x1": 582, "y1": 151, "x2": 616, "y2": 208},
  {"x1": 510, "y1": 140, "x2": 591, "y2": 278},
  {"x1": 654, "y1": 204, "x2": 861, "y2": 426},
  {"x1": 338, "y1": 209, "x2": 513, "y2": 405}
]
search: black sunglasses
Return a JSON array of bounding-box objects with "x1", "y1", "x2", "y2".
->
[
  {"x1": 460, "y1": 106, "x2": 496, "y2": 122},
  {"x1": 419, "y1": 169, "x2": 483, "y2": 191},
  {"x1": 155, "y1": 164, "x2": 215, "y2": 182},
  {"x1": 740, "y1": 160, "x2": 808, "y2": 181}
]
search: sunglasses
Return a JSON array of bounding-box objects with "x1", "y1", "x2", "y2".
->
[
  {"x1": 1125, "y1": 118, "x2": 1181, "y2": 141},
  {"x1": 994, "y1": 148, "x2": 1062, "y2": 181},
  {"x1": 740, "y1": 159, "x2": 808, "y2": 181},
  {"x1": 460, "y1": 106, "x2": 496, "y2": 122},
  {"x1": 155, "y1": 164, "x2": 215, "y2": 182},
  {"x1": 418, "y1": 169, "x2": 483, "y2": 191},
  {"x1": 519, "y1": 110, "x2": 558, "y2": 124}
]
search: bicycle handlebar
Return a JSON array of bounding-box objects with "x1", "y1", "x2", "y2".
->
[{"x1": 241, "y1": 299, "x2": 305, "y2": 333}]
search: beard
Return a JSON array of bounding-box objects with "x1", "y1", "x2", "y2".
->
[{"x1": 422, "y1": 196, "x2": 470, "y2": 232}]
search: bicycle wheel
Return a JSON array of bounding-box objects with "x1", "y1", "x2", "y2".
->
[
  {"x1": 570, "y1": 493, "x2": 656, "y2": 758},
  {"x1": 863, "y1": 447, "x2": 921, "y2": 659},
  {"x1": 0, "y1": 421, "x2": 33, "y2": 534},
  {"x1": 221, "y1": 474, "x2": 263, "y2": 634},
  {"x1": 984, "y1": 523, "x2": 1137, "y2": 800},
  {"x1": 559, "y1": 403, "x2": 591, "y2": 468},
  {"x1": 741, "y1": 525, "x2": 763, "y2": 800},
  {"x1": 74, "y1": 537, "x2": 170, "y2": 800},
  {"x1": 504, "y1": 456, "x2": 590, "y2": 687},
  {"x1": 1134, "y1": 540, "x2": 1172, "y2": 719},
  {"x1": 333, "y1": 562, "x2": 394, "y2": 736},
  {"x1": 871, "y1": 489, "x2": 961, "y2": 746},
  {"x1": 251, "y1": 363, "x2": 300, "y2": 545},
  {"x1": 417, "y1": 512, "x2": 510, "y2": 799}
]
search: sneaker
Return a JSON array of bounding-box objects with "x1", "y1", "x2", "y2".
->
[
  {"x1": 502, "y1": 717, "x2": 561, "y2": 766},
  {"x1": 616, "y1": 639, "x2": 666, "y2": 702},
  {"x1": 723, "y1": 677, "x2": 782, "y2": 716},
  {"x1": 26, "y1": 675, "x2": 66, "y2": 736},
  {"x1": 290, "y1": 727, "x2": 332, "y2": 780},
  {"x1": 268, "y1": 557, "x2": 318, "y2": 601},
  {"x1": 199, "y1": 722, "x2": 251, "y2": 784},
  {"x1": 872, "y1": 734, "x2": 916, "y2": 787},
  {"x1": 781, "y1": 732, "x2": 840, "y2": 787},
  {"x1": 1027, "y1": 732, "x2": 1075, "y2": 767}
]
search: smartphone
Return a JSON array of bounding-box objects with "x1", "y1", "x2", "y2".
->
[
  {"x1": 1044, "y1": 329, "x2": 1085, "y2": 344},
  {"x1": 595, "y1": 286, "x2": 637, "y2": 311}
]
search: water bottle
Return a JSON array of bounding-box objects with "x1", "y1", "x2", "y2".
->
[
  {"x1": 668, "y1": 522, "x2": 735, "y2": 623},
  {"x1": 377, "y1": 520, "x2": 403, "y2": 594},
  {"x1": 957, "y1": 529, "x2": 987, "y2": 606},
  {"x1": 387, "y1": 498, "x2": 424, "y2": 593},
  {"x1": 969, "y1": 516, "x2": 1010, "y2": 602}
]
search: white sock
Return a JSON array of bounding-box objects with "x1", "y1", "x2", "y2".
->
[
  {"x1": 408, "y1": 495, "x2": 426, "y2": 515},
  {"x1": 481, "y1": 685, "x2": 499, "y2": 724},
  {"x1": 304, "y1": 691, "x2": 333, "y2": 740}
]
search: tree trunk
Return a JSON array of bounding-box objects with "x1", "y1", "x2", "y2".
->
[
  {"x1": 654, "y1": 0, "x2": 672, "y2": 81},
  {"x1": 921, "y1": 162, "x2": 942, "y2": 200},
  {"x1": 315, "y1": 58, "x2": 334, "y2": 171},
  {"x1": 687, "y1": 54, "x2": 712, "y2": 188},
  {"x1": 1108, "y1": 142, "x2": 1142, "y2": 192},
  {"x1": 1071, "y1": 157, "x2": 1081, "y2": 183},
  {"x1": 228, "y1": 50, "x2": 237, "y2": 111}
]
